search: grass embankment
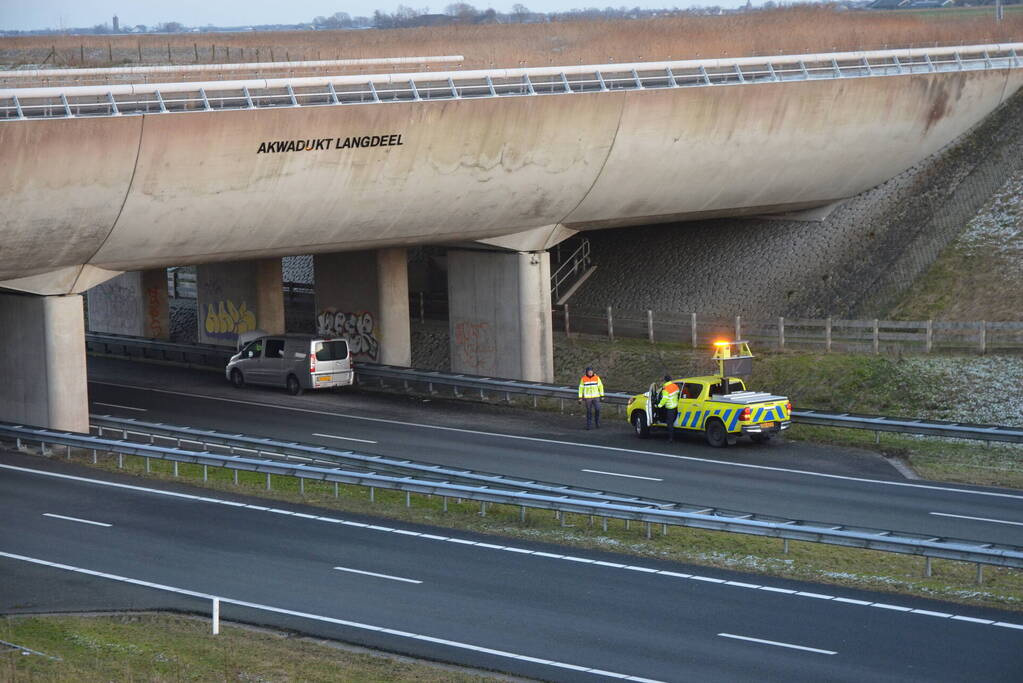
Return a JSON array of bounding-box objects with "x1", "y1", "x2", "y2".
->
[
  {"x1": 552, "y1": 334, "x2": 1023, "y2": 489},
  {"x1": 2, "y1": 7, "x2": 1021, "y2": 70},
  {"x1": 1, "y1": 613, "x2": 493, "y2": 682},
  {"x1": 12, "y1": 444, "x2": 1022, "y2": 614}
]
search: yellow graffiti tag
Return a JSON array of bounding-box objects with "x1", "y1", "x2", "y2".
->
[{"x1": 204, "y1": 300, "x2": 257, "y2": 339}]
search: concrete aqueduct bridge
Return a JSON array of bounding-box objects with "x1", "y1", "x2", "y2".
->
[{"x1": 1, "y1": 44, "x2": 1021, "y2": 431}]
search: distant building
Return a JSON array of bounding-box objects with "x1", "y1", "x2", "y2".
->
[{"x1": 112, "y1": 15, "x2": 119, "y2": 32}]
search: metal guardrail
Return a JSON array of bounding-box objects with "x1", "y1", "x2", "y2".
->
[
  {"x1": 3, "y1": 44, "x2": 1021, "y2": 121},
  {"x1": 2, "y1": 421, "x2": 1021, "y2": 570},
  {"x1": 89, "y1": 415, "x2": 675, "y2": 509},
  {"x1": 84, "y1": 333, "x2": 1023, "y2": 444}
]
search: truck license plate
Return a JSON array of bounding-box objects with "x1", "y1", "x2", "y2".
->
[
  {"x1": 760, "y1": 422, "x2": 775, "y2": 429},
  {"x1": 317, "y1": 375, "x2": 332, "y2": 382}
]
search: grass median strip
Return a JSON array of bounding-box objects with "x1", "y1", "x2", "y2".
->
[
  {"x1": 8, "y1": 444, "x2": 1022, "y2": 614},
  {"x1": 0, "y1": 613, "x2": 498, "y2": 682}
]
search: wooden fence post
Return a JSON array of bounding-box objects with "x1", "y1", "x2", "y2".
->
[
  {"x1": 778, "y1": 316, "x2": 785, "y2": 350},
  {"x1": 873, "y1": 319, "x2": 879, "y2": 354},
  {"x1": 564, "y1": 303, "x2": 571, "y2": 336},
  {"x1": 979, "y1": 321, "x2": 987, "y2": 354},
  {"x1": 735, "y1": 315, "x2": 742, "y2": 341},
  {"x1": 108, "y1": 43, "x2": 113, "y2": 62},
  {"x1": 194, "y1": 43, "x2": 198, "y2": 62},
  {"x1": 607, "y1": 306, "x2": 614, "y2": 342},
  {"x1": 138, "y1": 42, "x2": 142, "y2": 62},
  {"x1": 80, "y1": 44, "x2": 85, "y2": 64},
  {"x1": 691, "y1": 313, "x2": 697, "y2": 348},
  {"x1": 647, "y1": 310, "x2": 654, "y2": 343},
  {"x1": 212, "y1": 44, "x2": 216, "y2": 61},
  {"x1": 167, "y1": 43, "x2": 172, "y2": 62},
  {"x1": 825, "y1": 316, "x2": 832, "y2": 353},
  {"x1": 226, "y1": 46, "x2": 231, "y2": 61},
  {"x1": 925, "y1": 320, "x2": 933, "y2": 353}
]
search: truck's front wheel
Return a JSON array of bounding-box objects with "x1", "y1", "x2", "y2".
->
[
  {"x1": 631, "y1": 411, "x2": 650, "y2": 439},
  {"x1": 705, "y1": 418, "x2": 729, "y2": 448}
]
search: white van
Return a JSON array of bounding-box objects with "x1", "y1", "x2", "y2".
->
[{"x1": 225, "y1": 333, "x2": 354, "y2": 395}]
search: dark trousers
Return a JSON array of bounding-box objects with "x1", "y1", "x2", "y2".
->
[
  {"x1": 583, "y1": 398, "x2": 601, "y2": 428},
  {"x1": 664, "y1": 408, "x2": 678, "y2": 441}
]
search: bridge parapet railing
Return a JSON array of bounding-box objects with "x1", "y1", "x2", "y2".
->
[{"x1": 3, "y1": 44, "x2": 1020, "y2": 121}]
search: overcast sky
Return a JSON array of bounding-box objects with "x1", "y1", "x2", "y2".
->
[{"x1": 1, "y1": 1, "x2": 749, "y2": 31}]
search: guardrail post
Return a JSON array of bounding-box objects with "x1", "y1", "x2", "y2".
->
[
  {"x1": 645, "y1": 522, "x2": 652, "y2": 539},
  {"x1": 480, "y1": 501, "x2": 487, "y2": 516},
  {"x1": 145, "y1": 457, "x2": 150, "y2": 473},
  {"x1": 647, "y1": 310, "x2": 654, "y2": 343},
  {"x1": 443, "y1": 496, "x2": 448, "y2": 512},
  {"x1": 334, "y1": 482, "x2": 339, "y2": 498},
  {"x1": 735, "y1": 315, "x2": 741, "y2": 341},
  {"x1": 564, "y1": 303, "x2": 571, "y2": 336},
  {"x1": 173, "y1": 461, "x2": 179, "y2": 477},
  {"x1": 66, "y1": 444, "x2": 71, "y2": 459},
  {"x1": 976, "y1": 563, "x2": 984, "y2": 585},
  {"x1": 979, "y1": 321, "x2": 987, "y2": 354},
  {"x1": 826, "y1": 316, "x2": 832, "y2": 352},
  {"x1": 778, "y1": 316, "x2": 785, "y2": 350},
  {"x1": 369, "y1": 486, "x2": 375, "y2": 502},
  {"x1": 602, "y1": 517, "x2": 608, "y2": 531},
  {"x1": 118, "y1": 453, "x2": 124, "y2": 469},
  {"x1": 265, "y1": 473, "x2": 271, "y2": 490},
  {"x1": 406, "y1": 491, "x2": 411, "y2": 507},
  {"x1": 925, "y1": 320, "x2": 933, "y2": 353},
  {"x1": 873, "y1": 319, "x2": 880, "y2": 354},
  {"x1": 691, "y1": 313, "x2": 697, "y2": 348},
  {"x1": 782, "y1": 539, "x2": 789, "y2": 554},
  {"x1": 211, "y1": 597, "x2": 220, "y2": 635},
  {"x1": 607, "y1": 306, "x2": 614, "y2": 342},
  {"x1": 233, "y1": 470, "x2": 238, "y2": 485},
  {"x1": 299, "y1": 478, "x2": 305, "y2": 495},
  {"x1": 923, "y1": 557, "x2": 932, "y2": 577},
  {"x1": 92, "y1": 449, "x2": 98, "y2": 464},
  {"x1": 520, "y1": 505, "x2": 526, "y2": 522},
  {"x1": 661, "y1": 523, "x2": 667, "y2": 536}
]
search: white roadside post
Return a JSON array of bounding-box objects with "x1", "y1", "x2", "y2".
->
[{"x1": 212, "y1": 597, "x2": 220, "y2": 635}]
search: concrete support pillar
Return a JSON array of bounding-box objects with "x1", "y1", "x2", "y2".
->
[
  {"x1": 86, "y1": 269, "x2": 169, "y2": 339},
  {"x1": 447, "y1": 250, "x2": 553, "y2": 382},
  {"x1": 0, "y1": 293, "x2": 89, "y2": 432},
  {"x1": 313, "y1": 249, "x2": 411, "y2": 365},
  {"x1": 196, "y1": 258, "x2": 284, "y2": 346}
]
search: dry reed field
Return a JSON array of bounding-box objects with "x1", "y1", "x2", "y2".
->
[{"x1": 2, "y1": 7, "x2": 1022, "y2": 72}]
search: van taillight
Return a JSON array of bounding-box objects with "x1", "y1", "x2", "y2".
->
[
  {"x1": 785, "y1": 402, "x2": 792, "y2": 413},
  {"x1": 310, "y1": 352, "x2": 317, "y2": 373},
  {"x1": 739, "y1": 407, "x2": 751, "y2": 422}
]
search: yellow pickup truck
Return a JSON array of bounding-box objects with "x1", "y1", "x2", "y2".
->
[{"x1": 625, "y1": 341, "x2": 791, "y2": 447}]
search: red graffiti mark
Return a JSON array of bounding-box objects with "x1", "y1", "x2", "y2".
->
[
  {"x1": 145, "y1": 287, "x2": 164, "y2": 338},
  {"x1": 453, "y1": 321, "x2": 495, "y2": 372}
]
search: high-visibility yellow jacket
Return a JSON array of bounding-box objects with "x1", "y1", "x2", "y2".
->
[
  {"x1": 658, "y1": 382, "x2": 680, "y2": 409},
  {"x1": 578, "y1": 374, "x2": 604, "y2": 399}
]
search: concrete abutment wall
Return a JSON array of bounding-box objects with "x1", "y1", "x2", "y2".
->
[
  {"x1": 86, "y1": 269, "x2": 169, "y2": 339},
  {"x1": 196, "y1": 258, "x2": 284, "y2": 347}
]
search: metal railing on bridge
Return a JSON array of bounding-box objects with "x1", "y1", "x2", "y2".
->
[{"x1": 3, "y1": 44, "x2": 1021, "y2": 121}]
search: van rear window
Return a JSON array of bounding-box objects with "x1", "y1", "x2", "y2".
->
[{"x1": 314, "y1": 340, "x2": 349, "y2": 361}]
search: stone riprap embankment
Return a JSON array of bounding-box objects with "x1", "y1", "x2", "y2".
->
[{"x1": 569, "y1": 90, "x2": 1023, "y2": 319}]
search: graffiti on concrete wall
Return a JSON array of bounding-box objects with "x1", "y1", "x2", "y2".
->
[
  {"x1": 204, "y1": 300, "x2": 257, "y2": 340},
  {"x1": 93, "y1": 282, "x2": 140, "y2": 333},
  {"x1": 145, "y1": 287, "x2": 164, "y2": 338},
  {"x1": 453, "y1": 320, "x2": 495, "y2": 371},
  {"x1": 317, "y1": 310, "x2": 380, "y2": 360}
]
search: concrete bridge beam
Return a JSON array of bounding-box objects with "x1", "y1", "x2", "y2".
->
[
  {"x1": 0, "y1": 293, "x2": 88, "y2": 432},
  {"x1": 313, "y1": 248, "x2": 412, "y2": 367},
  {"x1": 196, "y1": 259, "x2": 285, "y2": 347},
  {"x1": 448, "y1": 249, "x2": 553, "y2": 383}
]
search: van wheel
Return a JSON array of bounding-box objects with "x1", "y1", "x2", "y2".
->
[
  {"x1": 287, "y1": 375, "x2": 303, "y2": 396},
  {"x1": 705, "y1": 419, "x2": 729, "y2": 448},
  {"x1": 230, "y1": 370, "x2": 244, "y2": 388},
  {"x1": 751, "y1": 433, "x2": 772, "y2": 444},
  {"x1": 631, "y1": 412, "x2": 650, "y2": 439}
]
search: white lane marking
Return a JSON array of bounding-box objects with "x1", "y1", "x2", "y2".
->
[
  {"x1": 930, "y1": 512, "x2": 1023, "y2": 527},
  {"x1": 0, "y1": 551, "x2": 662, "y2": 683},
  {"x1": 313, "y1": 433, "x2": 378, "y2": 444},
  {"x1": 4, "y1": 463, "x2": 1020, "y2": 633},
  {"x1": 581, "y1": 469, "x2": 663, "y2": 482},
  {"x1": 717, "y1": 633, "x2": 837, "y2": 656},
  {"x1": 333, "y1": 566, "x2": 422, "y2": 584},
  {"x1": 42, "y1": 513, "x2": 112, "y2": 528},
  {"x1": 90, "y1": 381, "x2": 1023, "y2": 502},
  {"x1": 92, "y1": 402, "x2": 147, "y2": 412}
]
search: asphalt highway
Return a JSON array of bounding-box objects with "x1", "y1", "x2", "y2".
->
[
  {"x1": 2, "y1": 454, "x2": 1021, "y2": 682},
  {"x1": 82, "y1": 358, "x2": 1023, "y2": 548}
]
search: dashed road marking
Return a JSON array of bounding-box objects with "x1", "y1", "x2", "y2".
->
[
  {"x1": 930, "y1": 512, "x2": 1023, "y2": 527},
  {"x1": 718, "y1": 633, "x2": 837, "y2": 655},
  {"x1": 42, "y1": 513, "x2": 112, "y2": 528},
  {"x1": 333, "y1": 566, "x2": 422, "y2": 584},
  {"x1": 582, "y1": 469, "x2": 663, "y2": 482}
]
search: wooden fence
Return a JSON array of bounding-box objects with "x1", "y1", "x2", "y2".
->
[{"x1": 554, "y1": 305, "x2": 1023, "y2": 354}]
